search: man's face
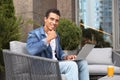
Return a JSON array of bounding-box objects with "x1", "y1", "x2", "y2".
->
[{"x1": 44, "y1": 12, "x2": 60, "y2": 31}]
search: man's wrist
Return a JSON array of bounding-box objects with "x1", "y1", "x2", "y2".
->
[
  {"x1": 46, "y1": 37, "x2": 52, "y2": 43},
  {"x1": 63, "y1": 56, "x2": 68, "y2": 60}
]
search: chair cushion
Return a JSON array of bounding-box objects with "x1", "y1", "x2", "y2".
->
[
  {"x1": 88, "y1": 65, "x2": 120, "y2": 75},
  {"x1": 10, "y1": 41, "x2": 29, "y2": 73},
  {"x1": 10, "y1": 41, "x2": 29, "y2": 54},
  {"x1": 86, "y1": 48, "x2": 113, "y2": 65}
]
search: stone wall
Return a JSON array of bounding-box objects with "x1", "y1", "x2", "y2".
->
[
  {"x1": 13, "y1": 0, "x2": 76, "y2": 41},
  {"x1": 33, "y1": 0, "x2": 57, "y2": 28},
  {"x1": 57, "y1": 0, "x2": 75, "y2": 22},
  {"x1": 13, "y1": 0, "x2": 33, "y2": 41}
]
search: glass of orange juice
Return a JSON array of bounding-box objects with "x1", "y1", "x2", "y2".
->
[{"x1": 107, "y1": 66, "x2": 114, "y2": 77}]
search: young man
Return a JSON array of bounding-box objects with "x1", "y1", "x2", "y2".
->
[{"x1": 26, "y1": 8, "x2": 89, "y2": 80}]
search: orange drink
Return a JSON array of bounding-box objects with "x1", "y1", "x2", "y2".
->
[{"x1": 107, "y1": 66, "x2": 114, "y2": 77}]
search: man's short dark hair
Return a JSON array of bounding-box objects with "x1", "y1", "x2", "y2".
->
[{"x1": 45, "y1": 8, "x2": 61, "y2": 18}]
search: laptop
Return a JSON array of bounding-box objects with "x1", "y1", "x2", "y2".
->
[{"x1": 74, "y1": 44, "x2": 95, "y2": 60}]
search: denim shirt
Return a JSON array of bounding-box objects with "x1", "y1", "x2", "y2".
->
[{"x1": 26, "y1": 26, "x2": 66, "y2": 60}]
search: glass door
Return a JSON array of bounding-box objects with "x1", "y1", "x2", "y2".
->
[{"x1": 79, "y1": 0, "x2": 113, "y2": 48}]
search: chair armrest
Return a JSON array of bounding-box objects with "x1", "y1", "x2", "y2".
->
[
  {"x1": 112, "y1": 50, "x2": 120, "y2": 67},
  {"x1": 3, "y1": 49, "x2": 62, "y2": 80},
  {"x1": 114, "y1": 50, "x2": 120, "y2": 54}
]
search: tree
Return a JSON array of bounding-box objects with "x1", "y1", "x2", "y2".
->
[
  {"x1": 82, "y1": 28, "x2": 110, "y2": 48},
  {"x1": 99, "y1": 24, "x2": 103, "y2": 31},
  {"x1": 0, "y1": 0, "x2": 21, "y2": 74},
  {"x1": 80, "y1": 19, "x2": 85, "y2": 31}
]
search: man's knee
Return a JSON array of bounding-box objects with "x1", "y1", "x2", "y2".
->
[
  {"x1": 65, "y1": 61, "x2": 79, "y2": 75},
  {"x1": 77, "y1": 60, "x2": 88, "y2": 69},
  {"x1": 66, "y1": 61, "x2": 78, "y2": 69}
]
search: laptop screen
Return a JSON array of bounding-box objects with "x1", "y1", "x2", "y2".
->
[{"x1": 75, "y1": 44, "x2": 95, "y2": 60}]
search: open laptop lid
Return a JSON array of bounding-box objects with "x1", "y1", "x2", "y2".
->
[{"x1": 75, "y1": 44, "x2": 95, "y2": 60}]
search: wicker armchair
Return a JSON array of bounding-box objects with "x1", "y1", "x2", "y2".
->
[
  {"x1": 3, "y1": 49, "x2": 62, "y2": 80},
  {"x1": 2, "y1": 40, "x2": 65, "y2": 80}
]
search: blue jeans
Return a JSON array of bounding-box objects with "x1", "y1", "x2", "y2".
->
[{"x1": 59, "y1": 60, "x2": 89, "y2": 80}]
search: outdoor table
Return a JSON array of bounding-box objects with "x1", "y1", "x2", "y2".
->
[{"x1": 98, "y1": 75, "x2": 120, "y2": 80}]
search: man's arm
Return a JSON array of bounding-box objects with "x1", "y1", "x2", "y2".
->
[{"x1": 26, "y1": 31, "x2": 48, "y2": 55}]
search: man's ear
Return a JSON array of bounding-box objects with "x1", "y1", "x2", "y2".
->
[{"x1": 44, "y1": 17, "x2": 46, "y2": 22}]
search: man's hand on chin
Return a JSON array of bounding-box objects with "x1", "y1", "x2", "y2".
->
[{"x1": 46, "y1": 30, "x2": 57, "y2": 43}]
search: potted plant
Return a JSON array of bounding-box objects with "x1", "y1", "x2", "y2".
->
[{"x1": 56, "y1": 18, "x2": 82, "y2": 54}]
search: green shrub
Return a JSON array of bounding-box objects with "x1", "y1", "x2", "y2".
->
[
  {"x1": 0, "y1": 0, "x2": 21, "y2": 73},
  {"x1": 56, "y1": 18, "x2": 82, "y2": 50}
]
